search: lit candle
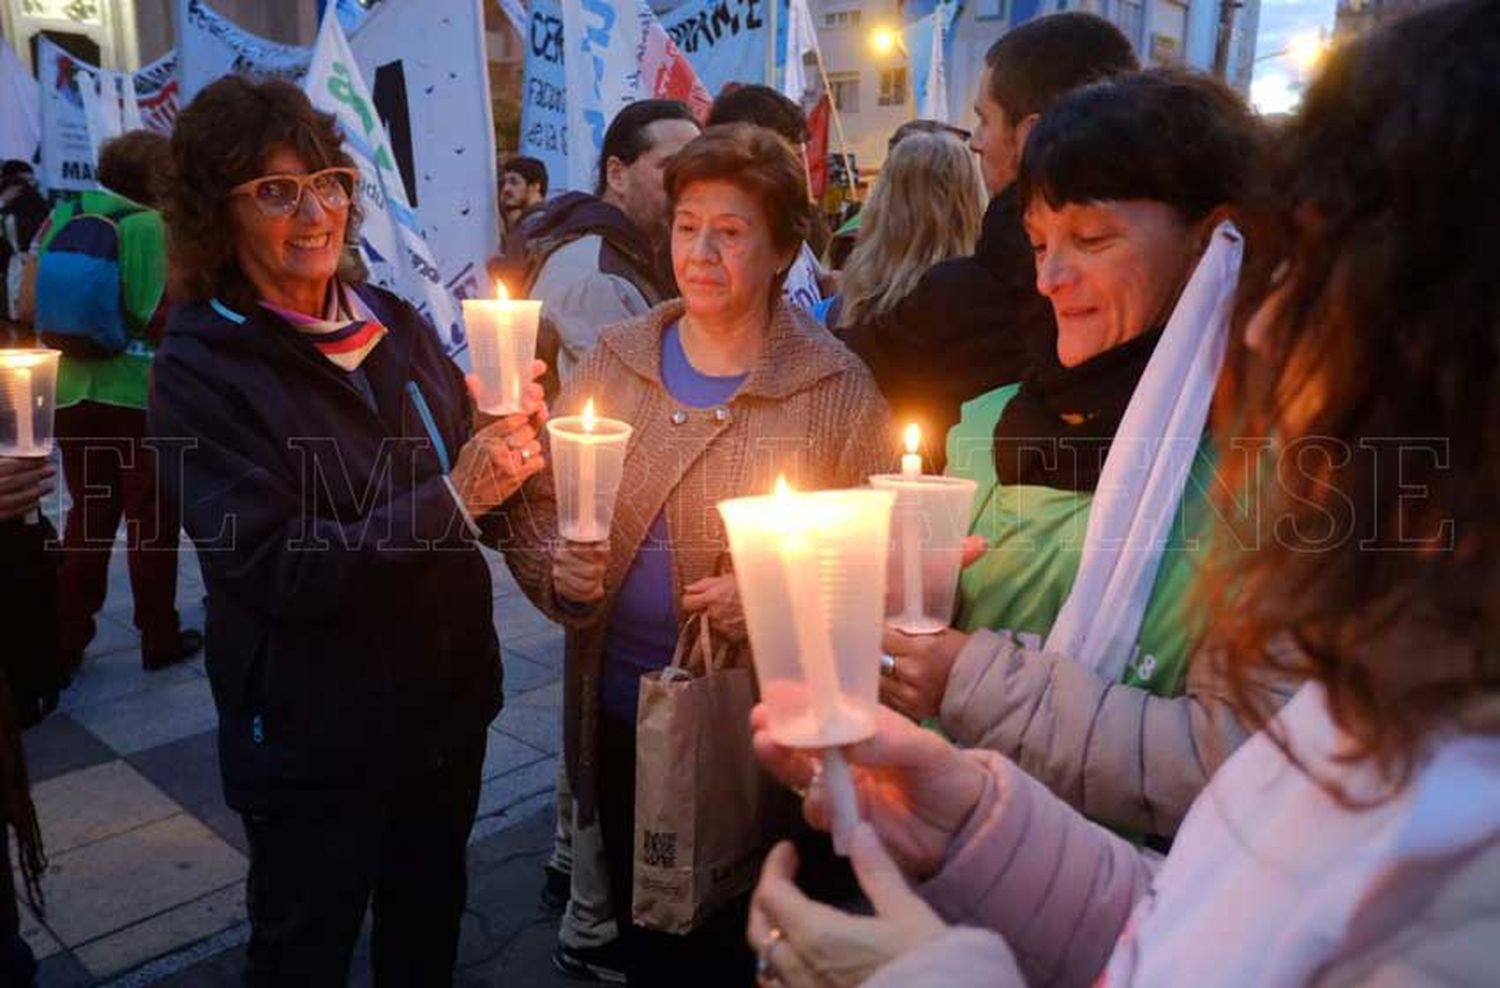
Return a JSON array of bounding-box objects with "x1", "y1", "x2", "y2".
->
[
  {"x1": 899, "y1": 424, "x2": 924, "y2": 627},
  {"x1": 577, "y1": 398, "x2": 597, "y2": 540},
  {"x1": 1, "y1": 349, "x2": 61, "y2": 525},
  {"x1": 901, "y1": 422, "x2": 922, "y2": 478},
  {"x1": 548, "y1": 397, "x2": 632, "y2": 543},
  {"x1": 461, "y1": 281, "x2": 542, "y2": 415},
  {"x1": 12, "y1": 366, "x2": 33, "y2": 454}
]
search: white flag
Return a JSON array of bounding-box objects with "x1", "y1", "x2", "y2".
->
[
  {"x1": 782, "y1": 0, "x2": 821, "y2": 103},
  {"x1": 0, "y1": 38, "x2": 40, "y2": 163},
  {"x1": 304, "y1": 7, "x2": 465, "y2": 357}
]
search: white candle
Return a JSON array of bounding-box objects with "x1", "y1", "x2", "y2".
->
[
  {"x1": 899, "y1": 424, "x2": 924, "y2": 627},
  {"x1": 577, "y1": 398, "x2": 597, "y2": 541},
  {"x1": 901, "y1": 422, "x2": 922, "y2": 479},
  {"x1": 13, "y1": 366, "x2": 33, "y2": 454},
  {"x1": 775, "y1": 479, "x2": 861, "y2": 852},
  {"x1": 462, "y1": 281, "x2": 542, "y2": 415}
]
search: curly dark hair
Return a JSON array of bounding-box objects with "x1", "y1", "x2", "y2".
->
[
  {"x1": 664, "y1": 123, "x2": 811, "y2": 297},
  {"x1": 163, "y1": 76, "x2": 363, "y2": 307},
  {"x1": 1199, "y1": 0, "x2": 1500, "y2": 801},
  {"x1": 97, "y1": 130, "x2": 171, "y2": 207}
]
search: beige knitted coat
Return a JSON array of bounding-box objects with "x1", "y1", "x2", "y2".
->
[{"x1": 498, "y1": 297, "x2": 893, "y2": 822}]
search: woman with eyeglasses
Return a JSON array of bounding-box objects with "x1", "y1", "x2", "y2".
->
[{"x1": 147, "y1": 78, "x2": 547, "y2": 985}]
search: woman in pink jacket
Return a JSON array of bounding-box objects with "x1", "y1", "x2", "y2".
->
[{"x1": 745, "y1": 2, "x2": 1500, "y2": 984}]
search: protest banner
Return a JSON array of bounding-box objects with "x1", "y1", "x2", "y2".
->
[
  {"x1": 133, "y1": 50, "x2": 182, "y2": 135},
  {"x1": 559, "y1": 0, "x2": 711, "y2": 192},
  {"x1": 350, "y1": 0, "x2": 498, "y2": 313},
  {"x1": 305, "y1": 7, "x2": 466, "y2": 356},
  {"x1": 176, "y1": 0, "x2": 313, "y2": 101},
  {"x1": 0, "y1": 39, "x2": 40, "y2": 163},
  {"x1": 519, "y1": 0, "x2": 570, "y2": 186},
  {"x1": 659, "y1": 0, "x2": 776, "y2": 99},
  {"x1": 37, "y1": 39, "x2": 101, "y2": 191}
]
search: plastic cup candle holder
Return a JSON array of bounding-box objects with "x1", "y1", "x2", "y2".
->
[
  {"x1": 869, "y1": 472, "x2": 977, "y2": 635},
  {"x1": 718, "y1": 480, "x2": 895, "y2": 853},
  {"x1": 0, "y1": 349, "x2": 60, "y2": 458},
  {"x1": 870, "y1": 424, "x2": 976, "y2": 635},
  {"x1": 0, "y1": 349, "x2": 61, "y2": 526},
  {"x1": 547, "y1": 399, "x2": 632, "y2": 543},
  {"x1": 462, "y1": 281, "x2": 542, "y2": 415}
]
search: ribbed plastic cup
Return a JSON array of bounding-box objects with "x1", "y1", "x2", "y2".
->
[
  {"x1": 463, "y1": 297, "x2": 541, "y2": 415},
  {"x1": 719, "y1": 487, "x2": 895, "y2": 748},
  {"x1": 547, "y1": 413, "x2": 632, "y2": 543},
  {"x1": 0, "y1": 349, "x2": 60, "y2": 457},
  {"x1": 869, "y1": 474, "x2": 978, "y2": 635}
]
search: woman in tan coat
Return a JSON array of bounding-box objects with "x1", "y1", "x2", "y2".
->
[{"x1": 501, "y1": 123, "x2": 890, "y2": 985}]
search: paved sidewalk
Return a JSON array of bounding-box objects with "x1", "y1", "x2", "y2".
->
[{"x1": 23, "y1": 509, "x2": 570, "y2": 987}]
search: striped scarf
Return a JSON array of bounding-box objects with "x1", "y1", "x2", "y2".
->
[{"x1": 261, "y1": 281, "x2": 388, "y2": 371}]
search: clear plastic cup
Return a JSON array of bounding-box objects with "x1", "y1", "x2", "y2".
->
[
  {"x1": 463, "y1": 297, "x2": 541, "y2": 415},
  {"x1": 547, "y1": 411, "x2": 632, "y2": 543},
  {"x1": 718, "y1": 487, "x2": 895, "y2": 749},
  {"x1": 0, "y1": 349, "x2": 61, "y2": 458},
  {"x1": 869, "y1": 474, "x2": 978, "y2": 635}
]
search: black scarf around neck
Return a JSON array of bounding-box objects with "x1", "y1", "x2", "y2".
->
[{"x1": 992, "y1": 328, "x2": 1163, "y2": 492}]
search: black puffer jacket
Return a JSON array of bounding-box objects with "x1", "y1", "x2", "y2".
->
[
  {"x1": 837, "y1": 187, "x2": 1059, "y2": 469},
  {"x1": 149, "y1": 284, "x2": 502, "y2": 811}
]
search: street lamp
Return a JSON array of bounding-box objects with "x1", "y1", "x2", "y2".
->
[
  {"x1": 1255, "y1": 29, "x2": 1329, "y2": 71},
  {"x1": 870, "y1": 27, "x2": 903, "y2": 57},
  {"x1": 868, "y1": 27, "x2": 916, "y2": 120}
]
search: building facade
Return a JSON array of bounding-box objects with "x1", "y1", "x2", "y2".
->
[{"x1": 811, "y1": 0, "x2": 1257, "y2": 176}]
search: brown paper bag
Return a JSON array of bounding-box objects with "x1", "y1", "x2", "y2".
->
[{"x1": 632, "y1": 614, "x2": 790, "y2": 933}]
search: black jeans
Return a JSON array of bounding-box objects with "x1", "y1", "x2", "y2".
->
[{"x1": 239, "y1": 735, "x2": 486, "y2": 988}]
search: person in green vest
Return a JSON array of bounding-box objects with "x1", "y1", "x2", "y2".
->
[
  {"x1": 41, "y1": 131, "x2": 201, "y2": 674},
  {"x1": 877, "y1": 70, "x2": 1290, "y2": 842}
]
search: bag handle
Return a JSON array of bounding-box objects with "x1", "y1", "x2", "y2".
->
[{"x1": 666, "y1": 612, "x2": 733, "y2": 678}]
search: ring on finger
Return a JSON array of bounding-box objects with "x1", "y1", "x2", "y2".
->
[
  {"x1": 880, "y1": 653, "x2": 897, "y2": 678},
  {"x1": 756, "y1": 927, "x2": 786, "y2": 986}
]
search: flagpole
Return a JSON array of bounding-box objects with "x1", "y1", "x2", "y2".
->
[{"x1": 809, "y1": 36, "x2": 857, "y2": 195}]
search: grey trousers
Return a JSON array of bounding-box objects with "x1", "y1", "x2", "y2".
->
[{"x1": 553, "y1": 757, "x2": 618, "y2": 949}]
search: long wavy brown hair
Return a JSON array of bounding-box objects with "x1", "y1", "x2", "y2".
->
[
  {"x1": 1198, "y1": 0, "x2": 1500, "y2": 802},
  {"x1": 162, "y1": 76, "x2": 364, "y2": 310}
]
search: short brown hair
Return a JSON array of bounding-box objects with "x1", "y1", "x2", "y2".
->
[
  {"x1": 163, "y1": 76, "x2": 363, "y2": 306},
  {"x1": 97, "y1": 130, "x2": 171, "y2": 207},
  {"x1": 665, "y1": 123, "x2": 810, "y2": 263},
  {"x1": 985, "y1": 11, "x2": 1138, "y2": 124}
]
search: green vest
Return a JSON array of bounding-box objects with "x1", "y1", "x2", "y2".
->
[
  {"x1": 945, "y1": 383, "x2": 1218, "y2": 697},
  {"x1": 44, "y1": 190, "x2": 166, "y2": 411}
]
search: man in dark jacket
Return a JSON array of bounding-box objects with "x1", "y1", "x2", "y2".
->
[{"x1": 839, "y1": 13, "x2": 1138, "y2": 466}]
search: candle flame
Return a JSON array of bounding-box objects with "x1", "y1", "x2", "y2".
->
[
  {"x1": 774, "y1": 475, "x2": 792, "y2": 498},
  {"x1": 494, "y1": 280, "x2": 509, "y2": 302},
  {"x1": 581, "y1": 398, "x2": 596, "y2": 433},
  {"x1": 904, "y1": 423, "x2": 920, "y2": 455}
]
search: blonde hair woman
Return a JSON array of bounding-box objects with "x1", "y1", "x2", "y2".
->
[{"x1": 836, "y1": 131, "x2": 985, "y2": 329}]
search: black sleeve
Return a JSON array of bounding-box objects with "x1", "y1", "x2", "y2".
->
[
  {"x1": 839, "y1": 259, "x2": 1044, "y2": 452},
  {"x1": 148, "y1": 341, "x2": 476, "y2": 622}
]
